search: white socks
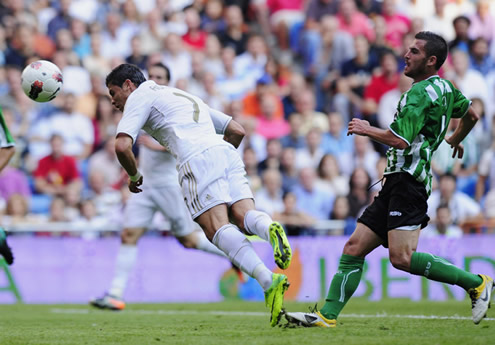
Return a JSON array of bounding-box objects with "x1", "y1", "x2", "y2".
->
[
  {"x1": 195, "y1": 231, "x2": 228, "y2": 258},
  {"x1": 243, "y1": 210, "x2": 271, "y2": 242},
  {"x1": 213, "y1": 224, "x2": 273, "y2": 291},
  {"x1": 109, "y1": 244, "x2": 138, "y2": 298}
]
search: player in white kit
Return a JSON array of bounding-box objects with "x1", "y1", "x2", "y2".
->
[
  {"x1": 90, "y1": 63, "x2": 234, "y2": 311},
  {"x1": 106, "y1": 63, "x2": 292, "y2": 326}
]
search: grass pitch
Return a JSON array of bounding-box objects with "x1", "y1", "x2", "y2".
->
[{"x1": 0, "y1": 299, "x2": 493, "y2": 345}]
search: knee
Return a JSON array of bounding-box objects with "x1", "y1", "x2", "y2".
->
[
  {"x1": 121, "y1": 229, "x2": 139, "y2": 245},
  {"x1": 389, "y1": 251, "x2": 412, "y2": 272},
  {"x1": 177, "y1": 234, "x2": 197, "y2": 249},
  {"x1": 342, "y1": 238, "x2": 361, "y2": 257}
]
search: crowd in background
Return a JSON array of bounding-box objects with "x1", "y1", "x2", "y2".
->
[{"x1": 0, "y1": 0, "x2": 494, "y2": 238}]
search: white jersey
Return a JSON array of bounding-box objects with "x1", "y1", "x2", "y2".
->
[
  {"x1": 138, "y1": 142, "x2": 178, "y2": 188},
  {"x1": 117, "y1": 80, "x2": 230, "y2": 169}
]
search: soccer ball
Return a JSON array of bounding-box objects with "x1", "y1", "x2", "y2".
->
[{"x1": 21, "y1": 60, "x2": 63, "y2": 103}]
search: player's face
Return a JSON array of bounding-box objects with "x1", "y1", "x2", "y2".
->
[
  {"x1": 403, "y1": 39, "x2": 429, "y2": 80},
  {"x1": 108, "y1": 81, "x2": 132, "y2": 112},
  {"x1": 148, "y1": 66, "x2": 169, "y2": 86}
]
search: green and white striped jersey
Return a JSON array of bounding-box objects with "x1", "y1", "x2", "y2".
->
[
  {"x1": 0, "y1": 107, "x2": 14, "y2": 149},
  {"x1": 385, "y1": 75, "x2": 471, "y2": 195}
]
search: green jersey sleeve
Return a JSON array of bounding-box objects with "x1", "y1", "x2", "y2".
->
[
  {"x1": 451, "y1": 85, "x2": 471, "y2": 119},
  {"x1": 389, "y1": 86, "x2": 430, "y2": 146},
  {"x1": 0, "y1": 108, "x2": 15, "y2": 148}
]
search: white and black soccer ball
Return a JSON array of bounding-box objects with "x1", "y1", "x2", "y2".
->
[{"x1": 21, "y1": 60, "x2": 63, "y2": 103}]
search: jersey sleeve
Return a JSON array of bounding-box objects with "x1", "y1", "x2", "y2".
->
[
  {"x1": 0, "y1": 108, "x2": 15, "y2": 148},
  {"x1": 388, "y1": 86, "x2": 429, "y2": 146},
  {"x1": 209, "y1": 107, "x2": 232, "y2": 135},
  {"x1": 116, "y1": 91, "x2": 152, "y2": 143},
  {"x1": 451, "y1": 86, "x2": 471, "y2": 119}
]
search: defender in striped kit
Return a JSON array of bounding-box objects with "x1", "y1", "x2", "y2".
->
[{"x1": 285, "y1": 31, "x2": 493, "y2": 328}]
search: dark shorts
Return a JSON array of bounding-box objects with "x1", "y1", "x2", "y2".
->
[{"x1": 358, "y1": 172, "x2": 430, "y2": 248}]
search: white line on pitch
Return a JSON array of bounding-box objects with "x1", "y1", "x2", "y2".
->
[{"x1": 50, "y1": 308, "x2": 495, "y2": 321}]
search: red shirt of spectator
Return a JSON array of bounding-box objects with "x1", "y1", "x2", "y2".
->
[
  {"x1": 33, "y1": 135, "x2": 80, "y2": 186},
  {"x1": 243, "y1": 74, "x2": 284, "y2": 119},
  {"x1": 337, "y1": 0, "x2": 375, "y2": 42},
  {"x1": 182, "y1": 6, "x2": 208, "y2": 51},
  {"x1": 364, "y1": 52, "x2": 400, "y2": 104}
]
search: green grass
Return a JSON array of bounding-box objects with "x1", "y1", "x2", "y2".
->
[{"x1": 0, "y1": 299, "x2": 493, "y2": 345}]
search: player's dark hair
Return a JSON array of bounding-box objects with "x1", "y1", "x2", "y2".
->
[
  {"x1": 415, "y1": 31, "x2": 448, "y2": 70},
  {"x1": 149, "y1": 62, "x2": 171, "y2": 83},
  {"x1": 106, "y1": 63, "x2": 146, "y2": 88}
]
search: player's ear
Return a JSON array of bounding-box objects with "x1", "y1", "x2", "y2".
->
[{"x1": 427, "y1": 55, "x2": 437, "y2": 69}]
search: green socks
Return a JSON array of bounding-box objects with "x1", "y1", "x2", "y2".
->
[
  {"x1": 410, "y1": 252, "x2": 482, "y2": 291},
  {"x1": 320, "y1": 254, "x2": 364, "y2": 320}
]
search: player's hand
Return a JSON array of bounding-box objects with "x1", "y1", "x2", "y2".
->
[
  {"x1": 129, "y1": 175, "x2": 143, "y2": 193},
  {"x1": 450, "y1": 142, "x2": 464, "y2": 159},
  {"x1": 445, "y1": 137, "x2": 464, "y2": 159},
  {"x1": 347, "y1": 118, "x2": 370, "y2": 136}
]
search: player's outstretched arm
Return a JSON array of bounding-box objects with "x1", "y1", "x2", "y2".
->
[
  {"x1": 0, "y1": 147, "x2": 15, "y2": 174},
  {"x1": 445, "y1": 106, "x2": 479, "y2": 159},
  {"x1": 223, "y1": 120, "x2": 245, "y2": 149},
  {"x1": 347, "y1": 118, "x2": 408, "y2": 149},
  {"x1": 115, "y1": 133, "x2": 143, "y2": 193}
]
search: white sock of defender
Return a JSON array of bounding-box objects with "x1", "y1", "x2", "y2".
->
[
  {"x1": 213, "y1": 224, "x2": 273, "y2": 291},
  {"x1": 108, "y1": 244, "x2": 138, "y2": 298},
  {"x1": 244, "y1": 210, "x2": 271, "y2": 242},
  {"x1": 195, "y1": 231, "x2": 228, "y2": 258}
]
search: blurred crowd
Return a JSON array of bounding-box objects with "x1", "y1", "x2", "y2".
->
[{"x1": 0, "y1": 0, "x2": 494, "y2": 238}]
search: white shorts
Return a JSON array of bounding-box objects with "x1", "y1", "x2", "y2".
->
[
  {"x1": 123, "y1": 185, "x2": 198, "y2": 238},
  {"x1": 178, "y1": 145, "x2": 254, "y2": 219}
]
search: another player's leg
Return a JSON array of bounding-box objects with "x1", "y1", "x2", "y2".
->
[
  {"x1": 285, "y1": 223, "x2": 382, "y2": 327},
  {"x1": 0, "y1": 227, "x2": 14, "y2": 265},
  {"x1": 197, "y1": 204, "x2": 289, "y2": 326},
  {"x1": 89, "y1": 227, "x2": 144, "y2": 310},
  {"x1": 231, "y1": 199, "x2": 292, "y2": 269}
]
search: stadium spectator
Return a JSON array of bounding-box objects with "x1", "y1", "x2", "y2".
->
[
  {"x1": 234, "y1": 33, "x2": 268, "y2": 81},
  {"x1": 423, "y1": 0, "x2": 456, "y2": 41},
  {"x1": 101, "y1": 12, "x2": 133, "y2": 59},
  {"x1": 336, "y1": 0, "x2": 375, "y2": 42},
  {"x1": 200, "y1": 0, "x2": 226, "y2": 33},
  {"x1": 70, "y1": 18, "x2": 91, "y2": 60},
  {"x1": 321, "y1": 112, "x2": 354, "y2": 171},
  {"x1": 469, "y1": 37, "x2": 494, "y2": 76},
  {"x1": 83, "y1": 32, "x2": 112, "y2": 78},
  {"x1": 351, "y1": 135, "x2": 381, "y2": 180},
  {"x1": 291, "y1": 166, "x2": 335, "y2": 222},
  {"x1": 237, "y1": 117, "x2": 266, "y2": 162},
  {"x1": 0, "y1": 166, "x2": 31, "y2": 202},
  {"x1": 273, "y1": 191, "x2": 316, "y2": 236},
  {"x1": 161, "y1": 32, "x2": 192, "y2": 87},
  {"x1": 329, "y1": 195, "x2": 355, "y2": 236},
  {"x1": 255, "y1": 94, "x2": 290, "y2": 140},
  {"x1": 202, "y1": 34, "x2": 224, "y2": 77},
  {"x1": 242, "y1": 73, "x2": 284, "y2": 120},
  {"x1": 257, "y1": 138, "x2": 283, "y2": 175},
  {"x1": 88, "y1": 137, "x2": 122, "y2": 189},
  {"x1": 427, "y1": 173, "x2": 482, "y2": 226},
  {"x1": 316, "y1": 153, "x2": 349, "y2": 197},
  {"x1": 290, "y1": 89, "x2": 328, "y2": 136},
  {"x1": 243, "y1": 147, "x2": 262, "y2": 193},
  {"x1": 46, "y1": 0, "x2": 72, "y2": 42},
  {"x1": 467, "y1": 0, "x2": 495, "y2": 44},
  {"x1": 215, "y1": 46, "x2": 252, "y2": 101},
  {"x1": 362, "y1": 50, "x2": 400, "y2": 126},
  {"x1": 294, "y1": 127, "x2": 324, "y2": 170},
  {"x1": 381, "y1": 0, "x2": 411, "y2": 51},
  {"x1": 125, "y1": 35, "x2": 148, "y2": 71},
  {"x1": 423, "y1": 204, "x2": 463, "y2": 238},
  {"x1": 138, "y1": 10, "x2": 168, "y2": 55},
  {"x1": 346, "y1": 166, "x2": 372, "y2": 218},
  {"x1": 216, "y1": 5, "x2": 249, "y2": 55},
  {"x1": 281, "y1": 72, "x2": 306, "y2": 119},
  {"x1": 182, "y1": 6, "x2": 207, "y2": 52},
  {"x1": 333, "y1": 34, "x2": 378, "y2": 123},
  {"x1": 255, "y1": 168, "x2": 285, "y2": 217},
  {"x1": 33, "y1": 134, "x2": 82, "y2": 197},
  {"x1": 377, "y1": 73, "x2": 413, "y2": 130},
  {"x1": 280, "y1": 113, "x2": 305, "y2": 149},
  {"x1": 448, "y1": 15, "x2": 472, "y2": 53},
  {"x1": 279, "y1": 147, "x2": 299, "y2": 193}
]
